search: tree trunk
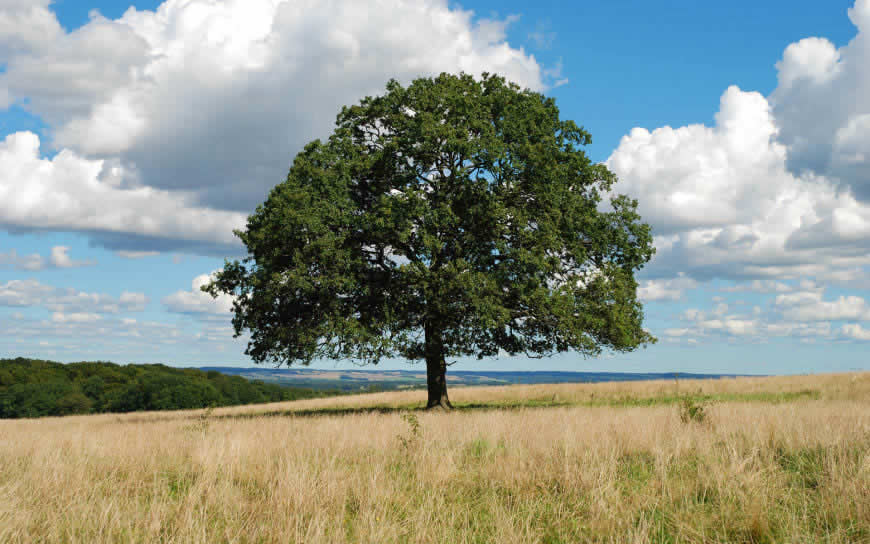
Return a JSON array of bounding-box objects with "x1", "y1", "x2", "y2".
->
[
  {"x1": 425, "y1": 321, "x2": 452, "y2": 410},
  {"x1": 425, "y1": 356, "x2": 451, "y2": 409}
]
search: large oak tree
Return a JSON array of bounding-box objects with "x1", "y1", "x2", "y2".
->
[{"x1": 204, "y1": 73, "x2": 655, "y2": 409}]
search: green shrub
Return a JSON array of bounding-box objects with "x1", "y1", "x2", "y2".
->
[
  {"x1": 678, "y1": 396, "x2": 707, "y2": 424},
  {"x1": 397, "y1": 412, "x2": 422, "y2": 450}
]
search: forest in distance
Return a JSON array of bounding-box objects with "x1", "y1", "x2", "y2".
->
[{"x1": 0, "y1": 358, "x2": 340, "y2": 419}]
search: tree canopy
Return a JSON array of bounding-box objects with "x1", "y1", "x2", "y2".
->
[{"x1": 204, "y1": 72, "x2": 655, "y2": 408}]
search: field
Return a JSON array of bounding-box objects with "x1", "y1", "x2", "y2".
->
[{"x1": 1, "y1": 373, "x2": 868, "y2": 543}]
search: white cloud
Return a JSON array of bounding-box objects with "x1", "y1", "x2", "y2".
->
[
  {"x1": 720, "y1": 280, "x2": 795, "y2": 294},
  {"x1": 0, "y1": 312, "x2": 194, "y2": 355},
  {"x1": 609, "y1": 84, "x2": 870, "y2": 285},
  {"x1": 608, "y1": 87, "x2": 782, "y2": 235},
  {"x1": 606, "y1": 2, "x2": 870, "y2": 290},
  {"x1": 0, "y1": 245, "x2": 95, "y2": 270},
  {"x1": 0, "y1": 278, "x2": 149, "y2": 314},
  {"x1": 0, "y1": 132, "x2": 246, "y2": 251},
  {"x1": 0, "y1": 278, "x2": 53, "y2": 307},
  {"x1": 0, "y1": 0, "x2": 62, "y2": 62},
  {"x1": 48, "y1": 246, "x2": 95, "y2": 268},
  {"x1": 842, "y1": 323, "x2": 870, "y2": 340},
  {"x1": 663, "y1": 286, "x2": 870, "y2": 345},
  {"x1": 697, "y1": 318, "x2": 759, "y2": 337},
  {"x1": 162, "y1": 271, "x2": 233, "y2": 318},
  {"x1": 0, "y1": 0, "x2": 547, "y2": 232},
  {"x1": 770, "y1": 0, "x2": 870, "y2": 201},
  {"x1": 774, "y1": 288, "x2": 870, "y2": 322},
  {"x1": 637, "y1": 273, "x2": 697, "y2": 301}
]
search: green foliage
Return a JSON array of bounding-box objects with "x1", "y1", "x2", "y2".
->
[
  {"x1": 204, "y1": 72, "x2": 655, "y2": 371},
  {"x1": 0, "y1": 357, "x2": 334, "y2": 419},
  {"x1": 397, "y1": 412, "x2": 422, "y2": 451},
  {"x1": 678, "y1": 396, "x2": 708, "y2": 424}
]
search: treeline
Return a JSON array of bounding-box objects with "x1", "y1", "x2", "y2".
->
[{"x1": 0, "y1": 358, "x2": 336, "y2": 419}]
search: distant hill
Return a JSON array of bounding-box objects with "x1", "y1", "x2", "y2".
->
[
  {"x1": 199, "y1": 366, "x2": 751, "y2": 392},
  {"x1": 0, "y1": 358, "x2": 341, "y2": 419}
]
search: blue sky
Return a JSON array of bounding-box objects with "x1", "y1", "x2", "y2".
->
[{"x1": 1, "y1": 0, "x2": 869, "y2": 374}]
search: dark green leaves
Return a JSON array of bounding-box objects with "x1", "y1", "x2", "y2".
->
[{"x1": 205, "y1": 72, "x2": 656, "y2": 366}]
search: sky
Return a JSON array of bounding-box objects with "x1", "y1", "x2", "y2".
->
[{"x1": 1, "y1": 0, "x2": 869, "y2": 375}]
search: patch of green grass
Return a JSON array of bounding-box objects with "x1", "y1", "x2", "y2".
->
[
  {"x1": 464, "y1": 437, "x2": 491, "y2": 461},
  {"x1": 584, "y1": 389, "x2": 821, "y2": 409},
  {"x1": 617, "y1": 450, "x2": 656, "y2": 490},
  {"x1": 161, "y1": 469, "x2": 195, "y2": 500},
  {"x1": 343, "y1": 491, "x2": 361, "y2": 540},
  {"x1": 453, "y1": 399, "x2": 573, "y2": 411},
  {"x1": 461, "y1": 436, "x2": 507, "y2": 466},
  {"x1": 231, "y1": 388, "x2": 823, "y2": 420},
  {"x1": 634, "y1": 506, "x2": 678, "y2": 544},
  {"x1": 689, "y1": 482, "x2": 719, "y2": 507},
  {"x1": 775, "y1": 445, "x2": 827, "y2": 489}
]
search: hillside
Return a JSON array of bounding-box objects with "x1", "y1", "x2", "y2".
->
[
  {"x1": 0, "y1": 358, "x2": 339, "y2": 418},
  {"x1": 1, "y1": 372, "x2": 867, "y2": 543}
]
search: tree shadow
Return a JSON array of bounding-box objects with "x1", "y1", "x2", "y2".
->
[
  {"x1": 211, "y1": 400, "x2": 571, "y2": 421},
  {"x1": 103, "y1": 399, "x2": 574, "y2": 425}
]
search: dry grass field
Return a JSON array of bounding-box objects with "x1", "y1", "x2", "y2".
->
[{"x1": 1, "y1": 373, "x2": 868, "y2": 543}]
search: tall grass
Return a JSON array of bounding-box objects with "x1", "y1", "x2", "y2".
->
[{"x1": 1, "y1": 372, "x2": 868, "y2": 543}]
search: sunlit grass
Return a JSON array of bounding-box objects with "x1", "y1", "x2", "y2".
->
[{"x1": 1, "y1": 372, "x2": 868, "y2": 543}]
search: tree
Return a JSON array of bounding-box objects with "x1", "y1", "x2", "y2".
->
[{"x1": 203, "y1": 72, "x2": 656, "y2": 409}]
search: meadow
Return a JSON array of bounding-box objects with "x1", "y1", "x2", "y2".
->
[{"x1": 1, "y1": 373, "x2": 868, "y2": 543}]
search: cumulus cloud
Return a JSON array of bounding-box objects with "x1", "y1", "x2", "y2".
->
[
  {"x1": 0, "y1": 132, "x2": 246, "y2": 252},
  {"x1": 0, "y1": 0, "x2": 62, "y2": 63},
  {"x1": 162, "y1": 271, "x2": 233, "y2": 318},
  {"x1": 770, "y1": 0, "x2": 870, "y2": 201},
  {"x1": 605, "y1": 1, "x2": 870, "y2": 291},
  {"x1": 0, "y1": 278, "x2": 149, "y2": 314},
  {"x1": 0, "y1": 0, "x2": 547, "y2": 233},
  {"x1": 609, "y1": 84, "x2": 870, "y2": 284}
]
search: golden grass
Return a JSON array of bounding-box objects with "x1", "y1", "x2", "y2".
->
[{"x1": 1, "y1": 372, "x2": 868, "y2": 543}]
